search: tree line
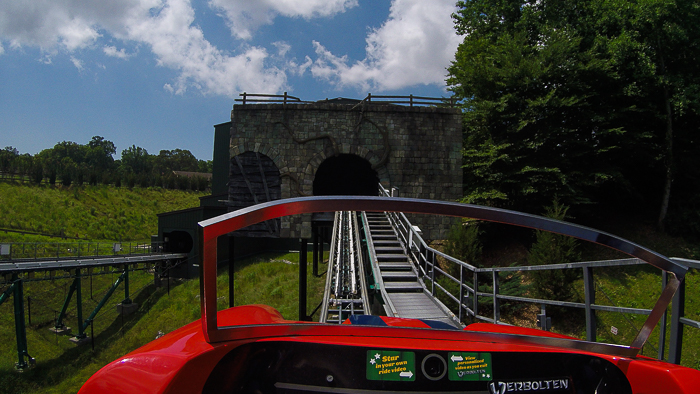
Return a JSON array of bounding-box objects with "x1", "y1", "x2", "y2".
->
[
  {"x1": 0, "y1": 136, "x2": 213, "y2": 191},
  {"x1": 448, "y1": 0, "x2": 700, "y2": 237}
]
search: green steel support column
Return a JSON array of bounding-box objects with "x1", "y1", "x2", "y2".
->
[
  {"x1": 55, "y1": 277, "x2": 79, "y2": 329},
  {"x1": 312, "y1": 223, "x2": 319, "y2": 277},
  {"x1": 82, "y1": 271, "x2": 126, "y2": 332},
  {"x1": 0, "y1": 282, "x2": 15, "y2": 307},
  {"x1": 229, "y1": 236, "x2": 235, "y2": 308},
  {"x1": 658, "y1": 271, "x2": 668, "y2": 361},
  {"x1": 123, "y1": 264, "x2": 131, "y2": 304},
  {"x1": 584, "y1": 266, "x2": 596, "y2": 342},
  {"x1": 13, "y1": 274, "x2": 30, "y2": 370},
  {"x1": 299, "y1": 239, "x2": 307, "y2": 321},
  {"x1": 75, "y1": 268, "x2": 86, "y2": 339},
  {"x1": 669, "y1": 277, "x2": 686, "y2": 364}
]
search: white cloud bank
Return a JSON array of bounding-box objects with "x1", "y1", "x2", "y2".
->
[
  {"x1": 0, "y1": 0, "x2": 287, "y2": 95},
  {"x1": 0, "y1": 0, "x2": 461, "y2": 96},
  {"x1": 310, "y1": 0, "x2": 462, "y2": 91},
  {"x1": 208, "y1": 0, "x2": 358, "y2": 40},
  {"x1": 103, "y1": 45, "x2": 132, "y2": 59}
]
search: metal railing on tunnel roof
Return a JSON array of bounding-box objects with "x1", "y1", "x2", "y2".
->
[{"x1": 235, "y1": 92, "x2": 458, "y2": 108}]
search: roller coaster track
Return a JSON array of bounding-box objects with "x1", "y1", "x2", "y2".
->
[
  {"x1": 320, "y1": 211, "x2": 370, "y2": 323},
  {"x1": 319, "y1": 210, "x2": 460, "y2": 328}
]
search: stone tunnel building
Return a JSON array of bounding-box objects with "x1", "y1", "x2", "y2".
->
[{"x1": 228, "y1": 96, "x2": 463, "y2": 240}]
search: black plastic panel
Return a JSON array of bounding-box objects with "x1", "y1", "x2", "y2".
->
[{"x1": 203, "y1": 341, "x2": 632, "y2": 393}]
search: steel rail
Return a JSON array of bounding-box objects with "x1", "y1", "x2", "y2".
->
[
  {"x1": 319, "y1": 212, "x2": 341, "y2": 323},
  {"x1": 0, "y1": 253, "x2": 187, "y2": 273},
  {"x1": 198, "y1": 196, "x2": 687, "y2": 357}
]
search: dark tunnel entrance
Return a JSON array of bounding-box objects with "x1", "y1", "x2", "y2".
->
[
  {"x1": 163, "y1": 231, "x2": 194, "y2": 254},
  {"x1": 313, "y1": 154, "x2": 379, "y2": 196}
]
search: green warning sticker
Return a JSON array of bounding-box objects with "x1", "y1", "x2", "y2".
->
[
  {"x1": 448, "y1": 352, "x2": 492, "y2": 381},
  {"x1": 366, "y1": 350, "x2": 416, "y2": 381}
]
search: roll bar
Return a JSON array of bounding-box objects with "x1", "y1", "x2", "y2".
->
[{"x1": 198, "y1": 196, "x2": 687, "y2": 355}]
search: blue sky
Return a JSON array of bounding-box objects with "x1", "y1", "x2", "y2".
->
[{"x1": 0, "y1": 0, "x2": 462, "y2": 161}]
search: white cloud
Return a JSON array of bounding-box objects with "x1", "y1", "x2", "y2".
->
[
  {"x1": 0, "y1": 1, "x2": 146, "y2": 51},
  {"x1": 310, "y1": 0, "x2": 462, "y2": 92},
  {"x1": 291, "y1": 56, "x2": 314, "y2": 76},
  {"x1": 0, "y1": 0, "x2": 462, "y2": 97},
  {"x1": 272, "y1": 41, "x2": 291, "y2": 57},
  {"x1": 0, "y1": 0, "x2": 288, "y2": 96},
  {"x1": 125, "y1": 0, "x2": 287, "y2": 95},
  {"x1": 103, "y1": 45, "x2": 131, "y2": 59},
  {"x1": 70, "y1": 56, "x2": 84, "y2": 71},
  {"x1": 208, "y1": 0, "x2": 358, "y2": 40}
]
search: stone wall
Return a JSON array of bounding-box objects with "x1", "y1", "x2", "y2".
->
[{"x1": 229, "y1": 101, "x2": 462, "y2": 240}]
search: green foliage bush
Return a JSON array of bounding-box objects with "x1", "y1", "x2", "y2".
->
[
  {"x1": 527, "y1": 200, "x2": 581, "y2": 301},
  {"x1": 442, "y1": 221, "x2": 529, "y2": 317},
  {"x1": 445, "y1": 221, "x2": 482, "y2": 269}
]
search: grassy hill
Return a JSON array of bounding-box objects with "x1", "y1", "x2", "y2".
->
[{"x1": 0, "y1": 182, "x2": 206, "y2": 242}]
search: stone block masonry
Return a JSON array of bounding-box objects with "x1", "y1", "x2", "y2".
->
[{"x1": 229, "y1": 101, "x2": 463, "y2": 240}]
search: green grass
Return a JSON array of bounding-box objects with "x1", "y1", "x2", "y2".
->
[
  {"x1": 0, "y1": 252, "x2": 326, "y2": 394},
  {"x1": 0, "y1": 180, "x2": 328, "y2": 392},
  {"x1": 0, "y1": 182, "x2": 206, "y2": 242}
]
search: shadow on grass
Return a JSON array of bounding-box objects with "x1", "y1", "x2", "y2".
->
[{"x1": 0, "y1": 279, "x2": 187, "y2": 393}]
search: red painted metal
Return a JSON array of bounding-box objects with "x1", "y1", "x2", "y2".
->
[
  {"x1": 79, "y1": 305, "x2": 700, "y2": 393},
  {"x1": 78, "y1": 197, "x2": 700, "y2": 393}
]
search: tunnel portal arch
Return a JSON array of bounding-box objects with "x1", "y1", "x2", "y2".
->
[
  {"x1": 313, "y1": 154, "x2": 379, "y2": 196},
  {"x1": 229, "y1": 99, "x2": 462, "y2": 239}
]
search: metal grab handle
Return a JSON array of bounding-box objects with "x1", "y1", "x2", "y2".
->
[{"x1": 198, "y1": 196, "x2": 687, "y2": 355}]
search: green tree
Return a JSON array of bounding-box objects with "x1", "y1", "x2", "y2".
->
[
  {"x1": 120, "y1": 145, "x2": 152, "y2": 175},
  {"x1": 0, "y1": 147, "x2": 19, "y2": 178},
  {"x1": 86, "y1": 136, "x2": 116, "y2": 172},
  {"x1": 449, "y1": 0, "x2": 628, "y2": 211},
  {"x1": 30, "y1": 157, "x2": 44, "y2": 184},
  {"x1": 445, "y1": 221, "x2": 482, "y2": 269},
  {"x1": 153, "y1": 149, "x2": 199, "y2": 175},
  {"x1": 528, "y1": 199, "x2": 580, "y2": 301},
  {"x1": 197, "y1": 159, "x2": 213, "y2": 173},
  {"x1": 60, "y1": 157, "x2": 76, "y2": 186},
  {"x1": 448, "y1": 0, "x2": 700, "y2": 231},
  {"x1": 596, "y1": 0, "x2": 700, "y2": 230}
]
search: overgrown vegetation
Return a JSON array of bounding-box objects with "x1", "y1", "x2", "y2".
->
[
  {"x1": 444, "y1": 221, "x2": 482, "y2": 268},
  {"x1": 440, "y1": 220, "x2": 529, "y2": 318},
  {"x1": 0, "y1": 183, "x2": 205, "y2": 241},
  {"x1": 445, "y1": 0, "x2": 700, "y2": 367},
  {"x1": 527, "y1": 200, "x2": 581, "y2": 302}
]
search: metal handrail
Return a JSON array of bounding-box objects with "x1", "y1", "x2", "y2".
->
[
  {"x1": 376, "y1": 183, "x2": 698, "y2": 364},
  {"x1": 0, "y1": 241, "x2": 165, "y2": 261},
  {"x1": 359, "y1": 93, "x2": 458, "y2": 108},
  {"x1": 233, "y1": 92, "x2": 459, "y2": 108},
  {"x1": 235, "y1": 92, "x2": 312, "y2": 105},
  {"x1": 360, "y1": 211, "x2": 398, "y2": 317}
]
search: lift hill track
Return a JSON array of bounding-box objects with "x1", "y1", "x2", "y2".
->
[{"x1": 319, "y1": 206, "x2": 461, "y2": 327}]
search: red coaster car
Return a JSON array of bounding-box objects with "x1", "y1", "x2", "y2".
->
[{"x1": 79, "y1": 197, "x2": 700, "y2": 394}]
